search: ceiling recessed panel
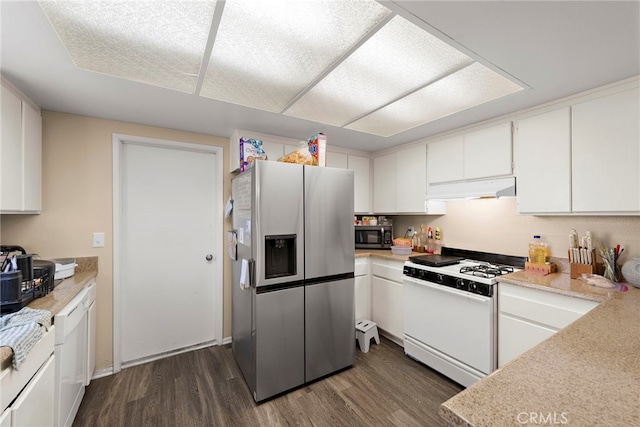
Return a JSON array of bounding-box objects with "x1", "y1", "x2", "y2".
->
[
  {"x1": 284, "y1": 15, "x2": 473, "y2": 126},
  {"x1": 199, "y1": 0, "x2": 391, "y2": 112},
  {"x1": 38, "y1": 1, "x2": 216, "y2": 93},
  {"x1": 345, "y1": 63, "x2": 524, "y2": 137}
]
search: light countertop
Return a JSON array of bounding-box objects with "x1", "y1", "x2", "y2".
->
[
  {"x1": 1, "y1": 257, "x2": 98, "y2": 369},
  {"x1": 355, "y1": 248, "x2": 418, "y2": 262},
  {"x1": 440, "y1": 271, "x2": 640, "y2": 427}
]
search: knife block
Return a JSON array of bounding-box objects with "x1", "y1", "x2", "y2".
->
[{"x1": 569, "y1": 249, "x2": 596, "y2": 279}]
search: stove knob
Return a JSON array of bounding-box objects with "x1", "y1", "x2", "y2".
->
[
  {"x1": 436, "y1": 274, "x2": 444, "y2": 284},
  {"x1": 456, "y1": 278, "x2": 465, "y2": 289},
  {"x1": 469, "y1": 282, "x2": 477, "y2": 292}
]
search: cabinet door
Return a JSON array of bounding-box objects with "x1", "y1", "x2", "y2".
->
[
  {"x1": 11, "y1": 355, "x2": 55, "y2": 427},
  {"x1": 260, "y1": 141, "x2": 284, "y2": 161},
  {"x1": 22, "y1": 101, "x2": 42, "y2": 212},
  {"x1": 86, "y1": 300, "x2": 97, "y2": 385},
  {"x1": 426, "y1": 136, "x2": 463, "y2": 184},
  {"x1": 373, "y1": 153, "x2": 396, "y2": 213},
  {"x1": 396, "y1": 145, "x2": 426, "y2": 213},
  {"x1": 464, "y1": 122, "x2": 513, "y2": 179},
  {"x1": 516, "y1": 107, "x2": 571, "y2": 214},
  {"x1": 572, "y1": 87, "x2": 640, "y2": 213},
  {"x1": 1, "y1": 84, "x2": 23, "y2": 211},
  {"x1": 355, "y1": 275, "x2": 371, "y2": 321},
  {"x1": 327, "y1": 152, "x2": 348, "y2": 169},
  {"x1": 498, "y1": 313, "x2": 556, "y2": 367},
  {"x1": 284, "y1": 144, "x2": 299, "y2": 156},
  {"x1": 348, "y1": 155, "x2": 370, "y2": 214},
  {"x1": 0, "y1": 408, "x2": 10, "y2": 427},
  {"x1": 371, "y1": 276, "x2": 403, "y2": 339}
]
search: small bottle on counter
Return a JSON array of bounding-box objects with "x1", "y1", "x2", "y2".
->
[{"x1": 415, "y1": 225, "x2": 428, "y2": 253}]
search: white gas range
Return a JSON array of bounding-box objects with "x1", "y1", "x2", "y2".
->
[{"x1": 402, "y1": 248, "x2": 525, "y2": 387}]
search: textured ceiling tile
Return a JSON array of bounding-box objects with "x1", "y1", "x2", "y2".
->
[
  {"x1": 39, "y1": 0, "x2": 216, "y2": 93},
  {"x1": 199, "y1": 0, "x2": 391, "y2": 112},
  {"x1": 284, "y1": 15, "x2": 473, "y2": 126},
  {"x1": 345, "y1": 63, "x2": 524, "y2": 137}
]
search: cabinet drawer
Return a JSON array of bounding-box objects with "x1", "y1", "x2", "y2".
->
[
  {"x1": 0, "y1": 326, "x2": 55, "y2": 411},
  {"x1": 371, "y1": 259, "x2": 404, "y2": 283},
  {"x1": 354, "y1": 258, "x2": 369, "y2": 277},
  {"x1": 498, "y1": 283, "x2": 598, "y2": 330},
  {"x1": 11, "y1": 355, "x2": 55, "y2": 427}
]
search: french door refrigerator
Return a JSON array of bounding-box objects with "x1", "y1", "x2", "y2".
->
[{"x1": 231, "y1": 161, "x2": 355, "y2": 402}]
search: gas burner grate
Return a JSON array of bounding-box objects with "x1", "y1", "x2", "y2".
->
[{"x1": 460, "y1": 263, "x2": 514, "y2": 279}]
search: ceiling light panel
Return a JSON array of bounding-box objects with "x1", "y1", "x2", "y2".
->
[
  {"x1": 284, "y1": 15, "x2": 473, "y2": 126},
  {"x1": 345, "y1": 63, "x2": 524, "y2": 137},
  {"x1": 38, "y1": 0, "x2": 216, "y2": 93},
  {"x1": 199, "y1": 0, "x2": 391, "y2": 112}
]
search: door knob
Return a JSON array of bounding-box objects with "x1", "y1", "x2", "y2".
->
[{"x1": 205, "y1": 254, "x2": 213, "y2": 261}]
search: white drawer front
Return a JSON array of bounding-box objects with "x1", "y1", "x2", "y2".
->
[
  {"x1": 371, "y1": 259, "x2": 404, "y2": 283},
  {"x1": 498, "y1": 283, "x2": 599, "y2": 330}
]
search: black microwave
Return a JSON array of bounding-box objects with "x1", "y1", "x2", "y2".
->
[{"x1": 355, "y1": 225, "x2": 393, "y2": 249}]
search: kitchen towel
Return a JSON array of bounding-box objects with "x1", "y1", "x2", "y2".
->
[{"x1": 0, "y1": 307, "x2": 52, "y2": 369}]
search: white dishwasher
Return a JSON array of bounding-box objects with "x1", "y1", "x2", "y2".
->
[{"x1": 54, "y1": 281, "x2": 95, "y2": 427}]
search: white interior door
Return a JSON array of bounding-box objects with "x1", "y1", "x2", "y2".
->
[{"x1": 118, "y1": 138, "x2": 220, "y2": 366}]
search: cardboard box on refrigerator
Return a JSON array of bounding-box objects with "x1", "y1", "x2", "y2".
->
[{"x1": 307, "y1": 133, "x2": 327, "y2": 167}]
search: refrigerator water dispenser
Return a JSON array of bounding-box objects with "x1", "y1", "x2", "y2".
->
[{"x1": 265, "y1": 235, "x2": 297, "y2": 279}]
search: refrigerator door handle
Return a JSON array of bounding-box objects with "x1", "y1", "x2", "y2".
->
[{"x1": 249, "y1": 258, "x2": 256, "y2": 288}]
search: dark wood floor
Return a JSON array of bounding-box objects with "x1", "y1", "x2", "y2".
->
[{"x1": 74, "y1": 337, "x2": 463, "y2": 426}]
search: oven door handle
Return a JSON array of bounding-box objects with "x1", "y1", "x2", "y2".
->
[{"x1": 403, "y1": 277, "x2": 491, "y2": 304}]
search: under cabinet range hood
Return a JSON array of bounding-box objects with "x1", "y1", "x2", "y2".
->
[{"x1": 427, "y1": 177, "x2": 516, "y2": 200}]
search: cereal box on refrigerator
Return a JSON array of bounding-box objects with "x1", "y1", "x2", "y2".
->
[
  {"x1": 307, "y1": 133, "x2": 327, "y2": 167},
  {"x1": 239, "y1": 137, "x2": 268, "y2": 172}
]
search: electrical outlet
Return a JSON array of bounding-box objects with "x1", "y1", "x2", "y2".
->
[
  {"x1": 407, "y1": 226, "x2": 415, "y2": 236},
  {"x1": 92, "y1": 232, "x2": 105, "y2": 248}
]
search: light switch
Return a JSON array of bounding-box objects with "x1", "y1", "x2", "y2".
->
[{"x1": 92, "y1": 232, "x2": 105, "y2": 248}]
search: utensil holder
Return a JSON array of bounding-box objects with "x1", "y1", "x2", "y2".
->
[{"x1": 569, "y1": 249, "x2": 596, "y2": 279}]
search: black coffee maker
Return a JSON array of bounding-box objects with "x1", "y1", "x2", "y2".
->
[{"x1": 1, "y1": 245, "x2": 55, "y2": 313}]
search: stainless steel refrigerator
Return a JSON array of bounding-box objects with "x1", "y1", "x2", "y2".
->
[{"x1": 231, "y1": 161, "x2": 355, "y2": 402}]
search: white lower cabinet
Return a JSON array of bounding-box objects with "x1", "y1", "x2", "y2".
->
[
  {"x1": 0, "y1": 328, "x2": 55, "y2": 427},
  {"x1": 11, "y1": 356, "x2": 55, "y2": 427},
  {"x1": 498, "y1": 282, "x2": 598, "y2": 367},
  {"x1": 354, "y1": 258, "x2": 371, "y2": 322},
  {"x1": 370, "y1": 259, "x2": 404, "y2": 344},
  {"x1": 0, "y1": 408, "x2": 10, "y2": 427}
]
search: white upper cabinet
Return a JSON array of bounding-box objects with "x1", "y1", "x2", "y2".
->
[
  {"x1": 373, "y1": 153, "x2": 396, "y2": 213},
  {"x1": 426, "y1": 122, "x2": 513, "y2": 187},
  {"x1": 325, "y1": 152, "x2": 370, "y2": 213},
  {"x1": 374, "y1": 145, "x2": 445, "y2": 215},
  {"x1": 571, "y1": 86, "x2": 640, "y2": 214},
  {"x1": 516, "y1": 107, "x2": 571, "y2": 214},
  {"x1": 348, "y1": 155, "x2": 371, "y2": 214},
  {"x1": 396, "y1": 145, "x2": 427, "y2": 212},
  {"x1": 516, "y1": 80, "x2": 639, "y2": 215},
  {"x1": 327, "y1": 151, "x2": 348, "y2": 169},
  {"x1": 1, "y1": 84, "x2": 23, "y2": 211},
  {"x1": 463, "y1": 122, "x2": 513, "y2": 179},
  {"x1": 1, "y1": 80, "x2": 42, "y2": 214},
  {"x1": 426, "y1": 136, "x2": 463, "y2": 184}
]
